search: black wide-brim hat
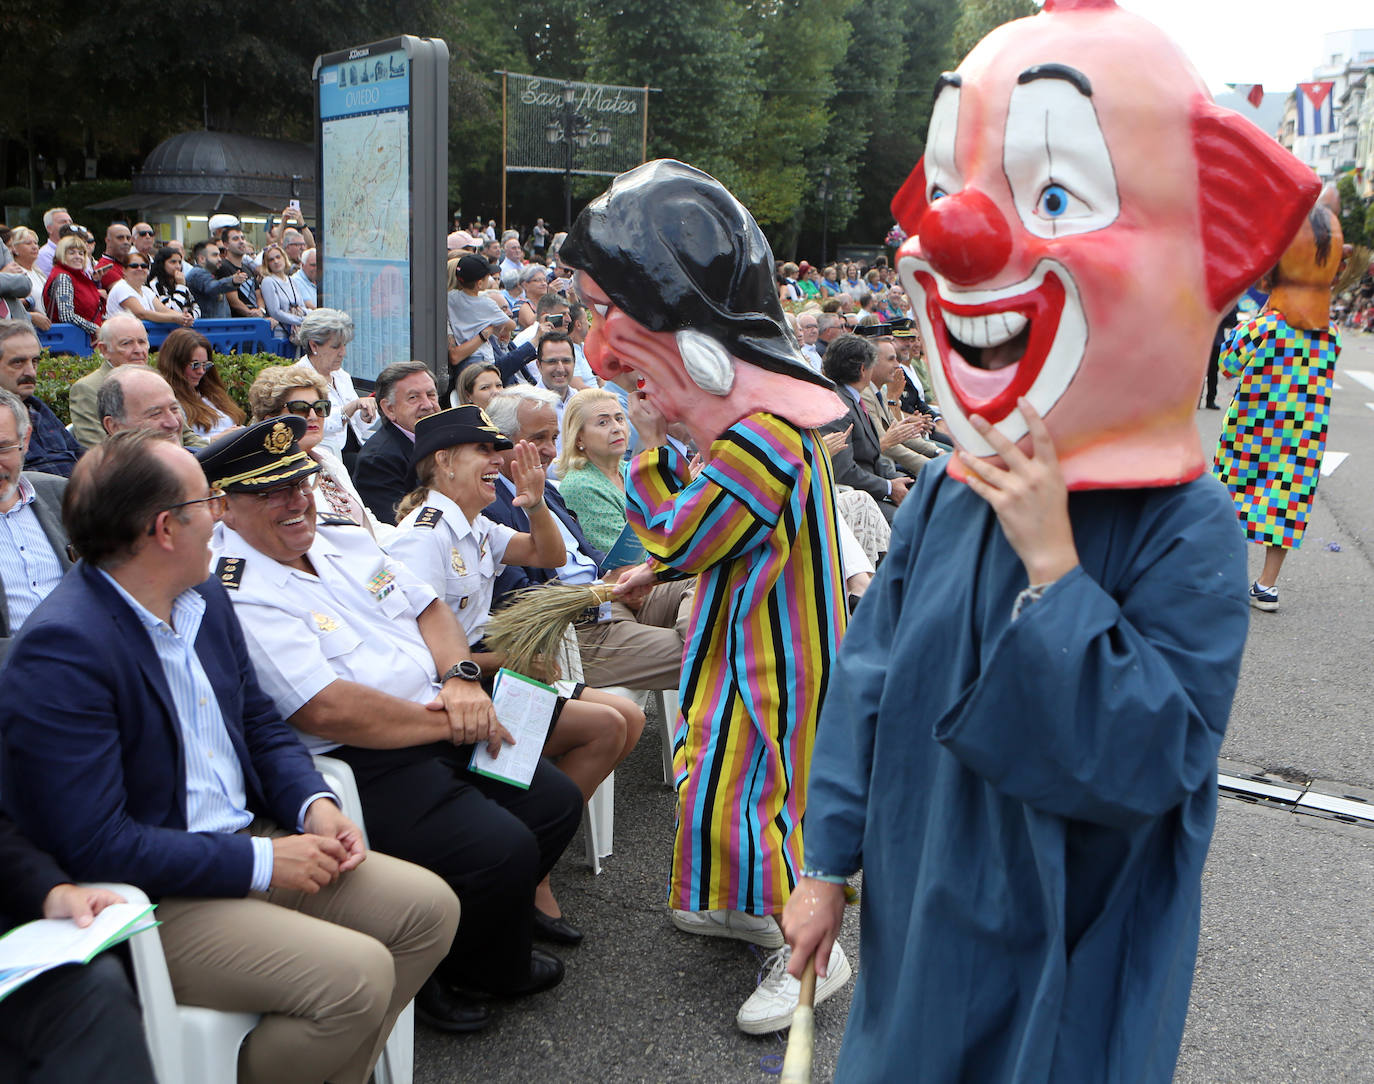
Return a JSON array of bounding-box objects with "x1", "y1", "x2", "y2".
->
[
  {"x1": 560, "y1": 159, "x2": 833, "y2": 391},
  {"x1": 412, "y1": 406, "x2": 513, "y2": 466},
  {"x1": 197, "y1": 415, "x2": 319, "y2": 493}
]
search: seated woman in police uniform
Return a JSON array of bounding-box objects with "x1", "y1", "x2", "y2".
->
[{"x1": 386, "y1": 405, "x2": 644, "y2": 943}]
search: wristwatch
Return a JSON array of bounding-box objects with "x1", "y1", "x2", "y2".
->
[{"x1": 441, "y1": 660, "x2": 482, "y2": 683}]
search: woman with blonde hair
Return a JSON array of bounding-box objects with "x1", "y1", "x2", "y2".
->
[
  {"x1": 156, "y1": 328, "x2": 244, "y2": 439},
  {"x1": 4, "y1": 227, "x2": 51, "y2": 329},
  {"x1": 258, "y1": 242, "x2": 306, "y2": 345},
  {"x1": 42, "y1": 233, "x2": 102, "y2": 333},
  {"x1": 248, "y1": 362, "x2": 391, "y2": 540},
  {"x1": 555, "y1": 388, "x2": 631, "y2": 556}
]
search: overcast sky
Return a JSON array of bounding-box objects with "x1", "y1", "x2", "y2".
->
[{"x1": 1117, "y1": 1, "x2": 1373, "y2": 92}]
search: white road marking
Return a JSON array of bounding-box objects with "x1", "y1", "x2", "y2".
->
[
  {"x1": 1320, "y1": 451, "x2": 1349, "y2": 477},
  {"x1": 1344, "y1": 370, "x2": 1374, "y2": 392},
  {"x1": 1365, "y1": 402, "x2": 1374, "y2": 414},
  {"x1": 1332, "y1": 382, "x2": 1343, "y2": 391}
]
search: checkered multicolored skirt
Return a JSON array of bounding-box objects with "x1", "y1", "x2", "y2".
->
[{"x1": 1212, "y1": 311, "x2": 1339, "y2": 549}]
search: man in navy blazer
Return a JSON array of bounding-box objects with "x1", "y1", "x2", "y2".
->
[
  {"x1": 353, "y1": 361, "x2": 442, "y2": 524},
  {"x1": 0, "y1": 430, "x2": 459, "y2": 1084},
  {"x1": 485, "y1": 386, "x2": 690, "y2": 691}
]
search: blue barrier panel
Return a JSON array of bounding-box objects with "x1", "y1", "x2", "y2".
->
[{"x1": 36, "y1": 324, "x2": 92, "y2": 357}]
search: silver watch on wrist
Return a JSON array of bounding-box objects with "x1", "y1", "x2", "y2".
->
[{"x1": 441, "y1": 660, "x2": 482, "y2": 683}]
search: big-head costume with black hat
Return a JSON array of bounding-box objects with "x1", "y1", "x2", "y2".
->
[
  {"x1": 561, "y1": 158, "x2": 852, "y2": 1033},
  {"x1": 797, "y1": 1, "x2": 1310, "y2": 1078}
]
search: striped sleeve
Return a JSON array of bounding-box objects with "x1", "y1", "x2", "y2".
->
[{"x1": 624, "y1": 414, "x2": 802, "y2": 575}]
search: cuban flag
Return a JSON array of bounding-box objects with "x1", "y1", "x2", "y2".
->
[
  {"x1": 1297, "y1": 82, "x2": 1336, "y2": 136},
  {"x1": 1228, "y1": 83, "x2": 1265, "y2": 109}
]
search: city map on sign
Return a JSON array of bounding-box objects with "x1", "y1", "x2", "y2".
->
[{"x1": 321, "y1": 109, "x2": 409, "y2": 261}]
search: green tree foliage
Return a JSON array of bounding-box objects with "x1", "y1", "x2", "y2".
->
[
  {"x1": 1336, "y1": 174, "x2": 1367, "y2": 248},
  {"x1": 5, "y1": 0, "x2": 1036, "y2": 254},
  {"x1": 579, "y1": 0, "x2": 763, "y2": 191},
  {"x1": 952, "y1": 0, "x2": 1041, "y2": 60}
]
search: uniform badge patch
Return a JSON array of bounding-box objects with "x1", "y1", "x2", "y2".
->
[
  {"x1": 311, "y1": 611, "x2": 341, "y2": 632},
  {"x1": 264, "y1": 422, "x2": 292, "y2": 455},
  {"x1": 318, "y1": 513, "x2": 359, "y2": 527},
  {"x1": 415, "y1": 507, "x2": 444, "y2": 529},
  {"x1": 451, "y1": 548, "x2": 467, "y2": 575},
  {"x1": 367, "y1": 567, "x2": 397, "y2": 601},
  {"x1": 458, "y1": 596, "x2": 470, "y2": 609},
  {"x1": 216, "y1": 557, "x2": 244, "y2": 590}
]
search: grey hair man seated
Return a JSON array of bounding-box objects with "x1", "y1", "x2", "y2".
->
[
  {"x1": 353, "y1": 361, "x2": 442, "y2": 523},
  {"x1": 97, "y1": 367, "x2": 187, "y2": 444},
  {"x1": 0, "y1": 388, "x2": 70, "y2": 662},
  {"x1": 67, "y1": 314, "x2": 150, "y2": 448}
]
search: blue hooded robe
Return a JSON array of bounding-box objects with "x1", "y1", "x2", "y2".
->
[{"x1": 804, "y1": 464, "x2": 1249, "y2": 1082}]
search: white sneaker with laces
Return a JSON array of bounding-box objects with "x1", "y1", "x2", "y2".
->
[
  {"x1": 735, "y1": 941, "x2": 852, "y2": 1035},
  {"x1": 670, "y1": 908, "x2": 784, "y2": 948}
]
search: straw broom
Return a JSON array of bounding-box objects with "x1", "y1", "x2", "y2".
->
[
  {"x1": 484, "y1": 581, "x2": 618, "y2": 677},
  {"x1": 779, "y1": 959, "x2": 817, "y2": 1084}
]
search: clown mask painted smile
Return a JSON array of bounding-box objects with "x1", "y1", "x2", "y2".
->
[{"x1": 904, "y1": 258, "x2": 1086, "y2": 445}]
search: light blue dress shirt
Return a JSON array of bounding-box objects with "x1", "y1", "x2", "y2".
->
[
  {"x1": 0, "y1": 478, "x2": 65, "y2": 633},
  {"x1": 98, "y1": 574, "x2": 295, "y2": 891}
]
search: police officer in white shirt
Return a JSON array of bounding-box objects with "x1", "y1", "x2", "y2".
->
[
  {"x1": 201, "y1": 414, "x2": 583, "y2": 1031},
  {"x1": 385, "y1": 407, "x2": 645, "y2": 943}
]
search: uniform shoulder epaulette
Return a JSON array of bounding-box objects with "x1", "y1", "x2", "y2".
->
[
  {"x1": 215, "y1": 556, "x2": 245, "y2": 591},
  {"x1": 414, "y1": 507, "x2": 444, "y2": 529},
  {"x1": 318, "y1": 513, "x2": 361, "y2": 527}
]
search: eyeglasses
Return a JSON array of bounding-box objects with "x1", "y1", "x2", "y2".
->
[
  {"x1": 134, "y1": 229, "x2": 155, "y2": 237},
  {"x1": 252, "y1": 473, "x2": 320, "y2": 505},
  {"x1": 126, "y1": 262, "x2": 149, "y2": 270},
  {"x1": 0, "y1": 440, "x2": 24, "y2": 456},
  {"x1": 148, "y1": 489, "x2": 226, "y2": 533},
  {"x1": 188, "y1": 360, "x2": 214, "y2": 373},
  {"x1": 283, "y1": 399, "x2": 332, "y2": 418}
]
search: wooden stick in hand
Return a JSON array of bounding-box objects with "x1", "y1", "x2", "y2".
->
[{"x1": 780, "y1": 957, "x2": 818, "y2": 1084}]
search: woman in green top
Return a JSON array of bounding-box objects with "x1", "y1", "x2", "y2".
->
[{"x1": 556, "y1": 388, "x2": 632, "y2": 555}]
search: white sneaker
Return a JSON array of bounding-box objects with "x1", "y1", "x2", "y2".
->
[
  {"x1": 735, "y1": 942, "x2": 852, "y2": 1035},
  {"x1": 670, "y1": 908, "x2": 784, "y2": 948}
]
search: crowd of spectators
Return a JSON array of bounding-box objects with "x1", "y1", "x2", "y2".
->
[
  {"x1": 0, "y1": 211, "x2": 950, "y2": 1076},
  {"x1": 0, "y1": 206, "x2": 319, "y2": 351}
]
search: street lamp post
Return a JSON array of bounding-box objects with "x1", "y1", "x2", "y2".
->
[
  {"x1": 545, "y1": 83, "x2": 612, "y2": 232},
  {"x1": 818, "y1": 166, "x2": 832, "y2": 268}
]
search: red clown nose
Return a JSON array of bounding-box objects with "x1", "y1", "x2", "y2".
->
[{"x1": 919, "y1": 190, "x2": 1012, "y2": 286}]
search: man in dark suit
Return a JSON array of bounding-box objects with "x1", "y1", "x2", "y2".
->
[
  {"x1": 0, "y1": 321, "x2": 82, "y2": 477},
  {"x1": 0, "y1": 429, "x2": 461, "y2": 1083},
  {"x1": 353, "y1": 360, "x2": 442, "y2": 524},
  {"x1": 484, "y1": 386, "x2": 690, "y2": 691},
  {"x1": 0, "y1": 811, "x2": 157, "y2": 1082},
  {"x1": 0, "y1": 389, "x2": 72, "y2": 662},
  {"x1": 819, "y1": 333, "x2": 910, "y2": 524}
]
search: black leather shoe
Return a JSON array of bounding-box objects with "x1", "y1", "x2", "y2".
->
[
  {"x1": 415, "y1": 976, "x2": 494, "y2": 1033},
  {"x1": 532, "y1": 909, "x2": 584, "y2": 945},
  {"x1": 497, "y1": 948, "x2": 564, "y2": 998}
]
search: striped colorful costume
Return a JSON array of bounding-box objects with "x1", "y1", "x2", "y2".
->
[
  {"x1": 624, "y1": 412, "x2": 847, "y2": 915},
  {"x1": 1212, "y1": 310, "x2": 1339, "y2": 549}
]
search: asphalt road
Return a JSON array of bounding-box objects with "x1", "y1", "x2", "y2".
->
[{"x1": 415, "y1": 331, "x2": 1374, "y2": 1083}]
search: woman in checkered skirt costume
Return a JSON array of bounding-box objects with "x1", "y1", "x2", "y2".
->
[{"x1": 1212, "y1": 301, "x2": 1339, "y2": 611}]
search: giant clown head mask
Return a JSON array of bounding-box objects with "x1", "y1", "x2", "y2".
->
[{"x1": 893, "y1": 0, "x2": 1319, "y2": 489}]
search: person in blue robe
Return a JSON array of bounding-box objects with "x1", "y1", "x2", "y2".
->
[{"x1": 785, "y1": 405, "x2": 1250, "y2": 1082}]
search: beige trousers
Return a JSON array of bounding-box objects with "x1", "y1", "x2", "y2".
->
[
  {"x1": 155, "y1": 824, "x2": 459, "y2": 1084},
  {"x1": 576, "y1": 578, "x2": 694, "y2": 690}
]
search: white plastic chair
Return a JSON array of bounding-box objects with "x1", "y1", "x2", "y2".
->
[
  {"x1": 651, "y1": 688, "x2": 681, "y2": 786},
  {"x1": 554, "y1": 625, "x2": 617, "y2": 874},
  {"x1": 83, "y1": 881, "x2": 257, "y2": 1084},
  {"x1": 86, "y1": 756, "x2": 412, "y2": 1084}
]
